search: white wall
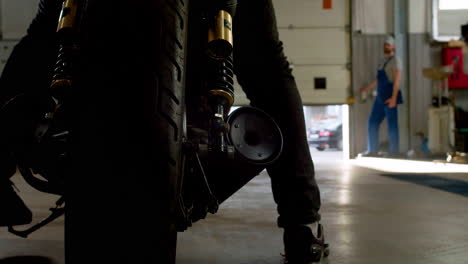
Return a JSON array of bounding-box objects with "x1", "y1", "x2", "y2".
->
[
  {"x1": 1, "y1": 0, "x2": 40, "y2": 39},
  {"x1": 438, "y1": 9, "x2": 468, "y2": 37},
  {"x1": 0, "y1": 0, "x2": 38, "y2": 74},
  {"x1": 0, "y1": 1, "x2": 2, "y2": 37},
  {"x1": 236, "y1": 0, "x2": 351, "y2": 105},
  {"x1": 277, "y1": 0, "x2": 351, "y2": 105},
  {"x1": 409, "y1": 0, "x2": 431, "y2": 33},
  {"x1": 352, "y1": 0, "x2": 393, "y2": 34}
]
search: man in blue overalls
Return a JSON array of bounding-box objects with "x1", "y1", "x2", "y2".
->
[{"x1": 360, "y1": 36, "x2": 403, "y2": 157}]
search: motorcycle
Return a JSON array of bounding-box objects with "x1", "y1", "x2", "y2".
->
[{"x1": 0, "y1": 0, "x2": 283, "y2": 262}]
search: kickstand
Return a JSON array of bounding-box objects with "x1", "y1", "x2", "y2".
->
[
  {"x1": 195, "y1": 153, "x2": 219, "y2": 214},
  {"x1": 8, "y1": 197, "x2": 65, "y2": 238}
]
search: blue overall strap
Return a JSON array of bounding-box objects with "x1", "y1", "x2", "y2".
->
[{"x1": 381, "y1": 56, "x2": 394, "y2": 70}]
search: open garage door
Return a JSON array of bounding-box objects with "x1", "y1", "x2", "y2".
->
[{"x1": 234, "y1": 0, "x2": 351, "y2": 105}]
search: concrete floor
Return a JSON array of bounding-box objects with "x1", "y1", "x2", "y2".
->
[
  {"x1": 0, "y1": 173, "x2": 64, "y2": 264},
  {"x1": 1, "y1": 149, "x2": 468, "y2": 264}
]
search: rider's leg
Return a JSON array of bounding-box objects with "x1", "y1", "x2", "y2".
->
[{"x1": 233, "y1": 0, "x2": 325, "y2": 261}]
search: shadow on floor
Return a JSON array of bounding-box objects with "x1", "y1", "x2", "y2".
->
[
  {"x1": 381, "y1": 173, "x2": 468, "y2": 197},
  {"x1": 0, "y1": 256, "x2": 55, "y2": 264}
]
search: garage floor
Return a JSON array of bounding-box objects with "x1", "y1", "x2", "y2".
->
[{"x1": 1, "y1": 149, "x2": 468, "y2": 264}]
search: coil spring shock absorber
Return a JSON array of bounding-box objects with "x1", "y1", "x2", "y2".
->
[
  {"x1": 205, "y1": 9, "x2": 235, "y2": 153},
  {"x1": 206, "y1": 55, "x2": 235, "y2": 115},
  {"x1": 50, "y1": 0, "x2": 81, "y2": 102},
  {"x1": 35, "y1": 0, "x2": 81, "y2": 142}
]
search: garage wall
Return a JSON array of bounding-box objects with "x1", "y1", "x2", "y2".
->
[
  {"x1": 350, "y1": 0, "x2": 410, "y2": 157},
  {"x1": 409, "y1": 0, "x2": 431, "y2": 34},
  {"x1": 3, "y1": 0, "x2": 351, "y2": 106},
  {"x1": 407, "y1": 0, "x2": 434, "y2": 151},
  {"x1": 0, "y1": 0, "x2": 39, "y2": 74},
  {"x1": 1, "y1": 0, "x2": 39, "y2": 39},
  {"x1": 349, "y1": 0, "x2": 461, "y2": 156},
  {"x1": 350, "y1": 37, "x2": 412, "y2": 156},
  {"x1": 408, "y1": 34, "x2": 438, "y2": 150},
  {"x1": 235, "y1": 0, "x2": 351, "y2": 106},
  {"x1": 4, "y1": 0, "x2": 350, "y2": 106},
  {"x1": 438, "y1": 9, "x2": 468, "y2": 38},
  {"x1": 352, "y1": 0, "x2": 393, "y2": 34},
  {"x1": 350, "y1": 34, "x2": 389, "y2": 156},
  {"x1": 0, "y1": 40, "x2": 17, "y2": 74},
  {"x1": 0, "y1": 1, "x2": 2, "y2": 37},
  {"x1": 408, "y1": 0, "x2": 468, "y2": 150}
]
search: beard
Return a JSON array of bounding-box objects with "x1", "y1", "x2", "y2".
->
[{"x1": 384, "y1": 47, "x2": 393, "y2": 54}]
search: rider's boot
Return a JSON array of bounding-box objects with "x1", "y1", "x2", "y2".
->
[
  {"x1": 0, "y1": 152, "x2": 32, "y2": 226},
  {"x1": 282, "y1": 222, "x2": 329, "y2": 264}
]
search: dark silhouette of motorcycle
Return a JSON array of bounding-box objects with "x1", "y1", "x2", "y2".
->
[{"x1": 1, "y1": 0, "x2": 283, "y2": 262}]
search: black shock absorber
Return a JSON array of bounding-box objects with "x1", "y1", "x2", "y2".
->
[
  {"x1": 50, "y1": 0, "x2": 81, "y2": 102},
  {"x1": 205, "y1": 9, "x2": 235, "y2": 154}
]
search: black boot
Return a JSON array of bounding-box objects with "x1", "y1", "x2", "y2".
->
[
  {"x1": 283, "y1": 223, "x2": 329, "y2": 264},
  {"x1": 0, "y1": 153, "x2": 32, "y2": 226}
]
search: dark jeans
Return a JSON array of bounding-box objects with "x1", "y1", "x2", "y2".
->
[
  {"x1": 0, "y1": 0, "x2": 321, "y2": 227},
  {"x1": 367, "y1": 97, "x2": 400, "y2": 153},
  {"x1": 233, "y1": 0, "x2": 321, "y2": 226}
]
